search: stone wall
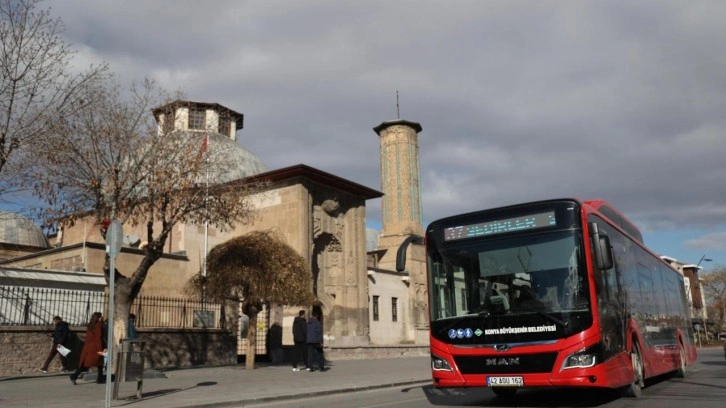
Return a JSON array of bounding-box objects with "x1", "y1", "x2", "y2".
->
[
  {"x1": 325, "y1": 345, "x2": 428, "y2": 361},
  {"x1": 0, "y1": 326, "x2": 237, "y2": 377},
  {"x1": 141, "y1": 328, "x2": 237, "y2": 368}
]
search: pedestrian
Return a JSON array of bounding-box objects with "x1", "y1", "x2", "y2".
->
[
  {"x1": 37, "y1": 316, "x2": 70, "y2": 374},
  {"x1": 292, "y1": 310, "x2": 307, "y2": 371},
  {"x1": 306, "y1": 311, "x2": 325, "y2": 372},
  {"x1": 70, "y1": 312, "x2": 105, "y2": 385},
  {"x1": 127, "y1": 313, "x2": 137, "y2": 339},
  {"x1": 267, "y1": 323, "x2": 284, "y2": 365}
]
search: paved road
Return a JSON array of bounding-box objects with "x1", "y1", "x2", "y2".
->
[
  {"x1": 1, "y1": 347, "x2": 723, "y2": 408},
  {"x1": 242, "y1": 347, "x2": 726, "y2": 408},
  {"x1": 0, "y1": 356, "x2": 430, "y2": 408}
]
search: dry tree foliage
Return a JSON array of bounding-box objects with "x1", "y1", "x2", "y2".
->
[
  {"x1": 187, "y1": 229, "x2": 314, "y2": 369},
  {"x1": 702, "y1": 267, "x2": 726, "y2": 338},
  {"x1": 0, "y1": 0, "x2": 108, "y2": 197},
  {"x1": 188, "y1": 230, "x2": 315, "y2": 307},
  {"x1": 28, "y1": 78, "x2": 266, "y2": 345}
]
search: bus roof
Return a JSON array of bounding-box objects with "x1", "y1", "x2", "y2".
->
[{"x1": 583, "y1": 199, "x2": 644, "y2": 245}]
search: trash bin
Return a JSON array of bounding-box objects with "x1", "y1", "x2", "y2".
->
[{"x1": 113, "y1": 339, "x2": 145, "y2": 400}]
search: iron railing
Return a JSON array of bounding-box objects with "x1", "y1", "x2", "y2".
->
[
  {"x1": 0, "y1": 286, "x2": 105, "y2": 326},
  {"x1": 0, "y1": 285, "x2": 222, "y2": 329},
  {"x1": 131, "y1": 296, "x2": 223, "y2": 329}
]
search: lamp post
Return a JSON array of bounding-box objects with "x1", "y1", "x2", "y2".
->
[
  {"x1": 696, "y1": 255, "x2": 712, "y2": 345},
  {"x1": 696, "y1": 255, "x2": 712, "y2": 269}
]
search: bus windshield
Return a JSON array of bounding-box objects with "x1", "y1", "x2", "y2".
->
[{"x1": 428, "y1": 231, "x2": 590, "y2": 322}]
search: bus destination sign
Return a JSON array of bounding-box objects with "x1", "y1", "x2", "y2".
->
[{"x1": 444, "y1": 211, "x2": 556, "y2": 241}]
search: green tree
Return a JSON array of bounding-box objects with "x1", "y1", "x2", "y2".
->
[
  {"x1": 187, "y1": 230, "x2": 315, "y2": 369},
  {"x1": 1, "y1": 0, "x2": 107, "y2": 198},
  {"x1": 28, "y1": 78, "x2": 264, "y2": 347},
  {"x1": 702, "y1": 267, "x2": 726, "y2": 339}
]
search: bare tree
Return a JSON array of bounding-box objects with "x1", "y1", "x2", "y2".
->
[
  {"x1": 28, "y1": 78, "x2": 265, "y2": 347},
  {"x1": 187, "y1": 230, "x2": 315, "y2": 369},
  {"x1": 0, "y1": 0, "x2": 108, "y2": 198},
  {"x1": 702, "y1": 267, "x2": 726, "y2": 339}
]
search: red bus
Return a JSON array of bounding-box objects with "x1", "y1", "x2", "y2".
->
[{"x1": 399, "y1": 198, "x2": 697, "y2": 398}]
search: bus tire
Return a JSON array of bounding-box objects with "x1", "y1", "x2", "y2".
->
[
  {"x1": 619, "y1": 341, "x2": 644, "y2": 398},
  {"x1": 675, "y1": 343, "x2": 687, "y2": 378},
  {"x1": 491, "y1": 387, "x2": 517, "y2": 398}
]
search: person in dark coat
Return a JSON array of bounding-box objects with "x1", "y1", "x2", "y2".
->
[
  {"x1": 127, "y1": 313, "x2": 137, "y2": 339},
  {"x1": 306, "y1": 311, "x2": 325, "y2": 372},
  {"x1": 70, "y1": 312, "x2": 105, "y2": 384},
  {"x1": 267, "y1": 323, "x2": 284, "y2": 365},
  {"x1": 292, "y1": 310, "x2": 307, "y2": 371},
  {"x1": 38, "y1": 316, "x2": 70, "y2": 373}
]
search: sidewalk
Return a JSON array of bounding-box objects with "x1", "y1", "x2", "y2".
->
[{"x1": 0, "y1": 357, "x2": 431, "y2": 408}]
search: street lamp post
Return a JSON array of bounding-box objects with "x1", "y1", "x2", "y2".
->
[
  {"x1": 696, "y1": 255, "x2": 712, "y2": 345},
  {"x1": 696, "y1": 255, "x2": 712, "y2": 269}
]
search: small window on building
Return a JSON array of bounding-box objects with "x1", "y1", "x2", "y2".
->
[
  {"x1": 218, "y1": 114, "x2": 231, "y2": 137},
  {"x1": 188, "y1": 108, "x2": 206, "y2": 130},
  {"x1": 373, "y1": 295, "x2": 379, "y2": 321},
  {"x1": 392, "y1": 297, "x2": 398, "y2": 322}
]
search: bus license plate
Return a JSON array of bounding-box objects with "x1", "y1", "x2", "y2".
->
[{"x1": 487, "y1": 376, "x2": 524, "y2": 387}]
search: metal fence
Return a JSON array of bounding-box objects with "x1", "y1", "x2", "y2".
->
[
  {"x1": 0, "y1": 285, "x2": 222, "y2": 329},
  {"x1": 237, "y1": 303, "x2": 269, "y2": 355},
  {"x1": 0, "y1": 286, "x2": 105, "y2": 326},
  {"x1": 131, "y1": 296, "x2": 223, "y2": 329}
]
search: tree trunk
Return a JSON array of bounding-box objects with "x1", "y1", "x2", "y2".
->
[
  {"x1": 107, "y1": 279, "x2": 133, "y2": 374},
  {"x1": 246, "y1": 305, "x2": 259, "y2": 369}
]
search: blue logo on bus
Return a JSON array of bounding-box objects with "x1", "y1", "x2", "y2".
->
[
  {"x1": 448, "y1": 329, "x2": 457, "y2": 339},
  {"x1": 464, "y1": 328, "x2": 473, "y2": 338},
  {"x1": 456, "y1": 328, "x2": 465, "y2": 339}
]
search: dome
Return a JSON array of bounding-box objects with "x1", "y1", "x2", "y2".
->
[
  {"x1": 0, "y1": 211, "x2": 50, "y2": 248},
  {"x1": 207, "y1": 132, "x2": 268, "y2": 182},
  {"x1": 169, "y1": 131, "x2": 268, "y2": 184}
]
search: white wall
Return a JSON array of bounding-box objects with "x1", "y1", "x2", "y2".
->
[{"x1": 368, "y1": 270, "x2": 411, "y2": 345}]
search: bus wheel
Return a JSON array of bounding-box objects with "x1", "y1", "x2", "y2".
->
[
  {"x1": 491, "y1": 387, "x2": 517, "y2": 398},
  {"x1": 675, "y1": 343, "x2": 687, "y2": 378},
  {"x1": 620, "y1": 342, "x2": 644, "y2": 398}
]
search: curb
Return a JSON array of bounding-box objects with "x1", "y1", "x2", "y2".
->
[{"x1": 185, "y1": 379, "x2": 432, "y2": 408}]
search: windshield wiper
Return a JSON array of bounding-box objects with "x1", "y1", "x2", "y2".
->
[{"x1": 536, "y1": 311, "x2": 569, "y2": 327}]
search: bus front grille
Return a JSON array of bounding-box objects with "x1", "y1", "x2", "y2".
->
[{"x1": 453, "y1": 353, "x2": 558, "y2": 374}]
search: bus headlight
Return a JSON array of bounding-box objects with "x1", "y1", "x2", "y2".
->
[
  {"x1": 562, "y1": 344, "x2": 601, "y2": 370},
  {"x1": 431, "y1": 353, "x2": 453, "y2": 371}
]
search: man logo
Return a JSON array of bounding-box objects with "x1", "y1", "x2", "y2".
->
[{"x1": 486, "y1": 357, "x2": 520, "y2": 366}]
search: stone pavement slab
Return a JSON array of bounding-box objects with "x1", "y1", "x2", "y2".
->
[{"x1": 0, "y1": 357, "x2": 431, "y2": 408}]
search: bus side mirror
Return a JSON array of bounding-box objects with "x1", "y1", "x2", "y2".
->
[
  {"x1": 589, "y1": 222, "x2": 614, "y2": 270},
  {"x1": 396, "y1": 235, "x2": 424, "y2": 272},
  {"x1": 598, "y1": 235, "x2": 614, "y2": 270}
]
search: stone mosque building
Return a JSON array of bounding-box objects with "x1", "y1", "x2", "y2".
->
[{"x1": 0, "y1": 100, "x2": 428, "y2": 352}]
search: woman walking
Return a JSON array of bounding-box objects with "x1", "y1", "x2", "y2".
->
[{"x1": 70, "y1": 312, "x2": 105, "y2": 384}]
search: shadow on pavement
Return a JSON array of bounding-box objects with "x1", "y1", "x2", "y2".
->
[{"x1": 114, "y1": 381, "x2": 218, "y2": 406}]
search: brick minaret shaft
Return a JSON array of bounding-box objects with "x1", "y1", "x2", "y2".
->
[
  {"x1": 373, "y1": 120, "x2": 424, "y2": 239},
  {"x1": 374, "y1": 120, "x2": 429, "y2": 335}
]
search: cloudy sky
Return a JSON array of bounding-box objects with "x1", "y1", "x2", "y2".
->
[{"x1": 43, "y1": 0, "x2": 726, "y2": 269}]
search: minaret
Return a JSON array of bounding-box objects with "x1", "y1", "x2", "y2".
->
[
  {"x1": 373, "y1": 120, "x2": 424, "y2": 238},
  {"x1": 373, "y1": 119, "x2": 428, "y2": 340}
]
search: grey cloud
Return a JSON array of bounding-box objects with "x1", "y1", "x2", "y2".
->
[
  {"x1": 45, "y1": 0, "x2": 726, "y2": 235},
  {"x1": 685, "y1": 232, "x2": 726, "y2": 251}
]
